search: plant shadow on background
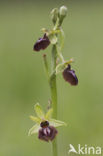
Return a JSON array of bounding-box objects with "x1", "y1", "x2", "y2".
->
[{"x1": 0, "y1": 0, "x2": 103, "y2": 156}]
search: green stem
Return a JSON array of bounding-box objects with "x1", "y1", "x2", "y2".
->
[
  {"x1": 50, "y1": 45, "x2": 57, "y2": 118},
  {"x1": 50, "y1": 45, "x2": 58, "y2": 156}
]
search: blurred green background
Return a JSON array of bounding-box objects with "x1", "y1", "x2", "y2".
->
[{"x1": 0, "y1": 0, "x2": 103, "y2": 156}]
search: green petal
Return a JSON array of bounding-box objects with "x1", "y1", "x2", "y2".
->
[
  {"x1": 45, "y1": 108, "x2": 53, "y2": 120},
  {"x1": 29, "y1": 116, "x2": 41, "y2": 123},
  {"x1": 28, "y1": 124, "x2": 40, "y2": 136},
  {"x1": 49, "y1": 118, "x2": 67, "y2": 127},
  {"x1": 34, "y1": 103, "x2": 45, "y2": 119}
]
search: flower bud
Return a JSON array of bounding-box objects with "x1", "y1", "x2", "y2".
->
[
  {"x1": 51, "y1": 8, "x2": 59, "y2": 25},
  {"x1": 59, "y1": 6, "x2": 67, "y2": 17},
  {"x1": 58, "y1": 6, "x2": 67, "y2": 26}
]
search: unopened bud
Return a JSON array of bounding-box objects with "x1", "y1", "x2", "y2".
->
[
  {"x1": 51, "y1": 8, "x2": 59, "y2": 25},
  {"x1": 59, "y1": 6, "x2": 67, "y2": 17},
  {"x1": 58, "y1": 6, "x2": 67, "y2": 26}
]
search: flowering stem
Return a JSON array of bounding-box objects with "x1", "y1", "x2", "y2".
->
[
  {"x1": 49, "y1": 45, "x2": 58, "y2": 156},
  {"x1": 50, "y1": 45, "x2": 57, "y2": 118}
]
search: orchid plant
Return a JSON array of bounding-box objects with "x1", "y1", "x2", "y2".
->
[{"x1": 29, "y1": 6, "x2": 78, "y2": 156}]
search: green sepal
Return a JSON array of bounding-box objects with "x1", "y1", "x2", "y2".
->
[
  {"x1": 56, "y1": 63, "x2": 66, "y2": 74},
  {"x1": 34, "y1": 103, "x2": 45, "y2": 119},
  {"x1": 56, "y1": 59, "x2": 74, "y2": 74},
  {"x1": 49, "y1": 118, "x2": 67, "y2": 127},
  {"x1": 45, "y1": 108, "x2": 53, "y2": 120},
  {"x1": 28, "y1": 124, "x2": 40, "y2": 136},
  {"x1": 29, "y1": 116, "x2": 41, "y2": 123}
]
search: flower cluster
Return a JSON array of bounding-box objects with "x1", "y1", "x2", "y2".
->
[{"x1": 33, "y1": 6, "x2": 78, "y2": 86}]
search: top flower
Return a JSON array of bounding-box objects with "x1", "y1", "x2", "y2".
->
[{"x1": 33, "y1": 34, "x2": 50, "y2": 52}]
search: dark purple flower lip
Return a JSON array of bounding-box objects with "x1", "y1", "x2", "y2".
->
[
  {"x1": 33, "y1": 34, "x2": 50, "y2": 52},
  {"x1": 63, "y1": 64, "x2": 78, "y2": 85},
  {"x1": 38, "y1": 120, "x2": 58, "y2": 142},
  {"x1": 38, "y1": 125, "x2": 58, "y2": 142}
]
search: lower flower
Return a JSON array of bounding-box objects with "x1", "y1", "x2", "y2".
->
[{"x1": 28, "y1": 103, "x2": 66, "y2": 142}]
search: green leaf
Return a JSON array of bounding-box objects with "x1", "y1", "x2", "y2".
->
[
  {"x1": 48, "y1": 34, "x2": 57, "y2": 44},
  {"x1": 45, "y1": 108, "x2": 53, "y2": 120},
  {"x1": 28, "y1": 124, "x2": 40, "y2": 136},
  {"x1": 49, "y1": 118, "x2": 67, "y2": 127},
  {"x1": 34, "y1": 103, "x2": 44, "y2": 119},
  {"x1": 29, "y1": 116, "x2": 41, "y2": 123}
]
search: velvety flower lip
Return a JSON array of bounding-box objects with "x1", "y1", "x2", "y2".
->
[
  {"x1": 33, "y1": 34, "x2": 50, "y2": 51},
  {"x1": 38, "y1": 125, "x2": 58, "y2": 142},
  {"x1": 63, "y1": 64, "x2": 78, "y2": 85}
]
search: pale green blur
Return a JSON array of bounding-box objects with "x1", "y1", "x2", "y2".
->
[{"x1": 0, "y1": 0, "x2": 103, "y2": 156}]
